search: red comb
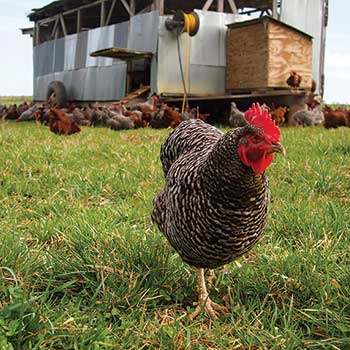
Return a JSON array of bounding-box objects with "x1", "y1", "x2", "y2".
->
[{"x1": 244, "y1": 103, "x2": 280, "y2": 143}]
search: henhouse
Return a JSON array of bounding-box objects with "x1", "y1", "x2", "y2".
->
[{"x1": 24, "y1": 0, "x2": 328, "y2": 104}]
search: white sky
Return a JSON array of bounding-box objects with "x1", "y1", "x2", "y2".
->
[{"x1": 0, "y1": 0, "x2": 349, "y2": 103}]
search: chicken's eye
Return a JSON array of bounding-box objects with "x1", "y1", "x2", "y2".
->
[{"x1": 252, "y1": 134, "x2": 261, "y2": 143}]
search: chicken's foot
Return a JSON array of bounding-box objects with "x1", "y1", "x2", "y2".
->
[{"x1": 189, "y1": 268, "x2": 228, "y2": 320}]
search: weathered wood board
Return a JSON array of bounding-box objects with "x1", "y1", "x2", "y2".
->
[{"x1": 226, "y1": 17, "x2": 313, "y2": 91}]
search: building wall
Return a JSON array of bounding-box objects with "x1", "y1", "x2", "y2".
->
[
  {"x1": 33, "y1": 11, "x2": 159, "y2": 101},
  {"x1": 33, "y1": 4, "x2": 325, "y2": 101},
  {"x1": 156, "y1": 10, "x2": 246, "y2": 95}
]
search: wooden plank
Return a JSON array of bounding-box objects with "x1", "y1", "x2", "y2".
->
[
  {"x1": 217, "y1": 0, "x2": 224, "y2": 12},
  {"x1": 130, "y1": 0, "x2": 136, "y2": 15},
  {"x1": 37, "y1": 0, "x2": 103, "y2": 25},
  {"x1": 226, "y1": 21, "x2": 269, "y2": 90},
  {"x1": 271, "y1": 0, "x2": 278, "y2": 18},
  {"x1": 35, "y1": 22, "x2": 40, "y2": 45},
  {"x1": 227, "y1": 0, "x2": 238, "y2": 13},
  {"x1": 319, "y1": 0, "x2": 328, "y2": 96},
  {"x1": 162, "y1": 89, "x2": 306, "y2": 102},
  {"x1": 59, "y1": 14, "x2": 67, "y2": 36},
  {"x1": 50, "y1": 17, "x2": 59, "y2": 39},
  {"x1": 119, "y1": 85, "x2": 150, "y2": 103},
  {"x1": 100, "y1": 0, "x2": 105, "y2": 26},
  {"x1": 158, "y1": 0, "x2": 164, "y2": 15},
  {"x1": 138, "y1": 4, "x2": 153, "y2": 14},
  {"x1": 77, "y1": 9, "x2": 81, "y2": 32},
  {"x1": 120, "y1": 0, "x2": 132, "y2": 16},
  {"x1": 202, "y1": 0, "x2": 214, "y2": 11},
  {"x1": 268, "y1": 21, "x2": 312, "y2": 89},
  {"x1": 90, "y1": 47, "x2": 153, "y2": 60},
  {"x1": 106, "y1": 0, "x2": 117, "y2": 24}
]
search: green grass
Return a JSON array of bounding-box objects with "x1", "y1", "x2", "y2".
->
[
  {"x1": 0, "y1": 120, "x2": 349, "y2": 350},
  {"x1": 0, "y1": 96, "x2": 32, "y2": 106}
]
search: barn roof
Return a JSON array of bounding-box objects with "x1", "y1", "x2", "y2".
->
[{"x1": 28, "y1": 0, "x2": 276, "y2": 21}]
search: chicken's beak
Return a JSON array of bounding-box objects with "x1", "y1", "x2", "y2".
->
[{"x1": 268, "y1": 142, "x2": 286, "y2": 156}]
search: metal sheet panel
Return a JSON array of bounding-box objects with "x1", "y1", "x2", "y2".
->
[
  {"x1": 156, "y1": 13, "x2": 246, "y2": 95},
  {"x1": 128, "y1": 11, "x2": 159, "y2": 52},
  {"x1": 33, "y1": 46, "x2": 40, "y2": 78},
  {"x1": 71, "y1": 70, "x2": 86, "y2": 100},
  {"x1": 75, "y1": 31, "x2": 88, "y2": 69},
  {"x1": 280, "y1": 0, "x2": 323, "y2": 91},
  {"x1": 82, "y1": 64, "x2": 126, "y2": 100},
  {"x1": 114, "y1": 20, "x2": 129, "y2": 48},
  {"x1": 190, "y1": 10, "x2": 237, "y2": 67},
  {"x1": 86, "y1": 26, "x2": 115, "y2": 67},
  {"x1": 64, "y1": 34, "x2": 78, "y2": 71},
  {"x1": 53, "y1": 37, "x2": 65, "y2": 72},
  {"x1": 33, "y1": 76, "x2": 43, "y2": 100},
  {"x1": 188, "y1": 65, "x2": 226, "y2": 94},
  {"x1": 150, "y1": 56, "x2": 158, "y2": 94},
  {"x1": 44, "y1": 41, "x2": 54, "y2": 75}
]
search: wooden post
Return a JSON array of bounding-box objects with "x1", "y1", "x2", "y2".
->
[
  {"x1": 106, "y1": 0, "x2": 117, "y2": 24},
  {"x1": 202, "y1": 0, "x2": 214, "y2": 11},
  {"x1": 51, "y1": 17, "x2": 59, "y2": 39},
  {"x1": 59, "y1": 14, "x2": 67, "y2": 36},
  {"x1": 319, "y1": 0, "x2": 328, "y2": 97},
  {"x1": 272, "y1": 0, "x2": 278, "y2": 19},
  {"x1": 35, "y1": 22, "x2": 40, "y2": 45},
  {"x1": 77, "y1": 9, "x2": 82, "y2": 32},
  {"x1": 227, "y1": 0, "x2": 238, "y2": 13},
  {"x1": 130, "y1": 0, "x2": 136, "y2": 15},
  {"x1": 217, "y1": 0, "x2": 224, "y2": 12},
  {"x1": 157, "y1": 0, "x2": 164, "y2": 15},
  {"x1": 100, "y1": 0, "x2": 105, "y2": 27},
  {"x1": 120, "y1": 0, "x2": 133, "y2": 16}
]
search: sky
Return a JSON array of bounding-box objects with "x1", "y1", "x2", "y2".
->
[{"x1": 0, "y1": 0, "x2": 349, "y2": 103}]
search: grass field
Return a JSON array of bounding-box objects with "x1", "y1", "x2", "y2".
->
[
  {"x1": 0, "y1": 96, "x2": 32, "y2": 106},
  {"x1": 0, "y1": 120, "x2": 349, "y2": 349}
]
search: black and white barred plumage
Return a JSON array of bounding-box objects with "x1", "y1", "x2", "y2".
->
[{"x1": 152, "y1": 119, "x2": 270, "y2": 268}]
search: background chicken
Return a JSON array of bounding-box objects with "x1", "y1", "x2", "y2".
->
[
  {"x1": 152, "y1": 103, "x2": 285, "y2": 319},
  {"x1": 270, "y1": 104, "x2": 287, "y2": 125},
  {"x1": 48, "y1": 108, "x2": 81, "y2": 135},
  {"x1": 286, "y1": 71, "x2": 302, "y2": 89},
  {"x1": 228, "y1": 102, "x2": 246, "y2": 128}
]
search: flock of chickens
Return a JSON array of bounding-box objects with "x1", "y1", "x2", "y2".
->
[
  {"x1": 1, "y1": 90, "x2": 349, "y2": 137},
  {"x1": 0, "y1": 95, "x2": 209, "y2": 136}
]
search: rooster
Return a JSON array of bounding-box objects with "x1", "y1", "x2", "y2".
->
[{"x1": 152, "y1": 103, "x2": 285, "y2": 319}]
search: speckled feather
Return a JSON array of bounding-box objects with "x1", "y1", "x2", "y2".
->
[{"x1": 152, "y1": 119, "x2": 270, "y2": 268}]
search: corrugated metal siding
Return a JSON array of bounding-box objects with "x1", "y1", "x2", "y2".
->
[
  {"x1": 114, "y1": 21, "x2": 129, "y2": 48},
  {"x1": 127, "y1": 11, "x2": 159, "y2": 52},
  {"x1": 190, "y1": 11, "x2": 240, "y2": 67},
  {"x1": 53, "y1": 38, "x2": 65, "y2": 73},
  {"x1": 74, "y1": 31, "x2": 88, "y2": 69},
  {"x1": 280, "y1": 0, "x2": 324, "y2": 92},
  {"x1": 156, "y1": 11, "x2": 245, "y2": 95},
  {"x1": 33, "y1": 12, "x2": 161, "y2": 101},
  {"x1": 64, "y1": 34, "x2": 77, "y2": 71},
  {"x1": 86, "y1": 26, "x2": 115, "y2": 67}
]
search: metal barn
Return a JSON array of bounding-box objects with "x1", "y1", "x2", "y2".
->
[{"x1": 24, "y1": 0, "x2": 328, "y2": 104}]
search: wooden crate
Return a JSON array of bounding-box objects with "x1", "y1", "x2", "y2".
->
[{"x1": 226, "y1": 16, "x2": 312, "y2": 92}]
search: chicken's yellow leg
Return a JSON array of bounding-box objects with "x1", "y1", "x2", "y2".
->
[{"x1": 189, "y1": 268, "x2": 228, "y2": 320}]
